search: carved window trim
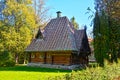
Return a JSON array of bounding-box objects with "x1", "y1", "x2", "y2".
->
[
  {"x1": 47, "y1": 54, "x2": 51, "y2": 58},
  {"x1": 31, "y1": 53, "x2": 35, "y2": 58},
  {"x1": 39, "y1": 54, "x2": 44, "y2": 59}
]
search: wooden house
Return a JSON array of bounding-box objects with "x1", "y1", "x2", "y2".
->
[{"x1": 25, "y1": 12, "x2": 91, "y2": 69}]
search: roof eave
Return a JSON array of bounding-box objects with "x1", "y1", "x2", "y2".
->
[{"x1": 25, "y1": 49, "x2": 78, "y2": 53}]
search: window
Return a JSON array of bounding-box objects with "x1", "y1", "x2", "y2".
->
[
  {"x1": 47, "y1": 54, "x2": 51, "y2": 58},
  {"x1": 31, "y1": 54, "x2": 35, "y2": 58},
  {"x1": 39, "y1": 54, "x2": 44, "y2": 59}
]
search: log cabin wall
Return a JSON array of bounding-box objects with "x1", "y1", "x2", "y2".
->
[
  {"x1": 30, "y1": 51, "x2": 89, "y2": 65},
  {"x1": 52, "y1": 55, "x2": 71, "y2": 65},
  {"x1": 51, "y1": 51, "x2": 71, "y2": 65},
  {"x1": 71, "y1": 53, "x2": 89, "y2": 65},
  {"x1": 79, "y1": 54, "x2": 89, "y2": 65},
  {"x1": 31, "y1": 53, "x2": 44, "y2": 63},
  {"x1": 46, "y1": 52, "x2": 52, "y2": 64},
  {"x1": 71, "y1": 54, "x2": 80, "y2": 64},
  {"x1": 30, "y1": 51, "x2": 72, "y2": 65}
]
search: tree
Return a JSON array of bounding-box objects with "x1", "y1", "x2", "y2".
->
[
  {"x1": 0, "y1": 0, "x2": 37, "y2": 64},
  {"x1": 33, "y1": 0, "x2": 51, "y2": 38},
  {"x1": 93, "y1": 0, "x2": 120, "y2": 66},
  {"x1": 0, "y1": 22, "x2": 15, "y2": 66},
  {"x1": 93, "y1": 11, "x2": 109, "y2": 66},
  {"x1": 70, "y1": 16, "x2": 79, "y2": 30},
  {"x1": 0, "y1": 50, "x2": 15, "y2": 67}
]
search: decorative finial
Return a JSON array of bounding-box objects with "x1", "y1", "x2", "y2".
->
[{"x1": 84, "y1": 25, "x2": 87, "y2": 31}]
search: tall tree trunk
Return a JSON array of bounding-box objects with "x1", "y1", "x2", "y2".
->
[
  {"x1": 15, "y1": 53, "x2": 19, "y2": 64},
  {"x1": 23, "y1": 53, "x2": 26, "y2": 64}
]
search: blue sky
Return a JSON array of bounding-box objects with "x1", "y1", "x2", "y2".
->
[{"x1": 46, "y1": 0, "x2": 95, "y2": 37}]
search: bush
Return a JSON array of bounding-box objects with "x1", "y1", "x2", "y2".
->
[
  {"x1": 0, "y1": 50, "x2": 15, "y2": 67},
  {"x1": 0, "y1": 61, "x2": 15, "y2": 67},
  {"x1": 4, "y1": 60, "x2": 15, "y2": 67},
  {"x1": 47, "y1": 61, "x2": 120, "y2": 80}
]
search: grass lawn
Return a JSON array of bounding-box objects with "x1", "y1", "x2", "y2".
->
[{"x1": 0, "y1": 65, "x2": 71, "y2": 80}]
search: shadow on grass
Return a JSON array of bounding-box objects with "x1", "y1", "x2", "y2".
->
[{"x1": 0, "y1": 65, "x2": 72, "y2": 73}]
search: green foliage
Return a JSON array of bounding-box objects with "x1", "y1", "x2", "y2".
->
[
  {"x1": 4, "y1": 61, "x2": 15, "y2": 67},
  {"x1": 93, "y1": 0, "x2": 120, "y2": 66},
  {"x1": 0, "y1": 51, "x2": 15, "y2": 67},
  {"x1": 0, "y1": 0, "x2": 37, "y2": 64},
  {"x1": 70, "y1": 17, "x2": 79, "y2": 30},
  {"x1": 48, "y1": 61, "x2": 120, "y2": 80},
  {"x1": 93, "y1": 11, "x2": 109, "y2": 66}
]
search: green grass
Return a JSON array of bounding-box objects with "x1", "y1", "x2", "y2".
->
[
  {"x1": 0, "y1": 65, "x2": 71, "y2": 80},
  {"x1": 1, "y1": 62, "x2": 120, "y2": 80}
]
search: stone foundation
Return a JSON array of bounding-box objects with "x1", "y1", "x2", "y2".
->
[{"x1": 27, "y1": 63, "x2": 85, "y2": 70}]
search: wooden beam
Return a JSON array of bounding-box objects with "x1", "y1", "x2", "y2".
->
[{"x1": 52, "y1": 54, "x2": 71, "y2": 56}]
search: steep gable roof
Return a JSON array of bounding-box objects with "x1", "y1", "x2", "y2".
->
[
  {"x1": 74, "y1": 30, "x2": 84, "y2": 51},
  {"x1": 35, "y1": 29, "x2": 43, "y2": 39},
  {"x1": 26, "y1": 16, "x2": 90, "y2": 53}
]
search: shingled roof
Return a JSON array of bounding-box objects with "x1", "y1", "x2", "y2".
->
[{"x1": 26, "y1": 16, "x2": 90, "y2": 53}]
